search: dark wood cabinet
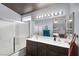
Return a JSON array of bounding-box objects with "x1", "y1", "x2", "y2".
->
[
  {"x1": 26, "y1": 40, "x2": 38, "y2": 56},
  {"x1": 37, "y1": 42, "x2": 47, "y2": 56},
  {"x1": 26, "y1": 40, "x2": 68, "y2": 56},
  {"x1": 46, "y1": 44, "x2": 68, "y2": 56}
]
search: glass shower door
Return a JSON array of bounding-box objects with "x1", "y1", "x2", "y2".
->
[{"x1": 0, "y1": 20, "x2": 15, "y2": 56}]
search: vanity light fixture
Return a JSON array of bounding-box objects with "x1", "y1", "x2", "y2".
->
[
  {"x1": 36, "y1": 16, "x2": 39, "y2": 18},
  {"x1": 38, "y1": 16, "x2": 40, "y2": 18},
  {"x1": 38, "y1": 16, "x2": 41, "y2": 18},
  {"x1": 54, "y1": 12, "x2": 58, "y2": 16},
  {"x1": 44, "y1": 14, "x2": 47, "y2": 17},
  {"x1": 37, "y1": 15, "x2": 43, "y2": 19},
  {"x1": 41, "y1": 15, "x2": 43, "y2": 18},
  {"x1": 47, "y1": 14, "x2": 50, "y2": 16},
  {"x1": 36, "y1": 11, "x2": 64, "y2": 19},
  {"x1": 51, "y1": 13, "x2": 54, "y2": 16}
]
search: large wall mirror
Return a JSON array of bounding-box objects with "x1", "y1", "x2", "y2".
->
[{"x1": 32, "y1": 13, "x2": 74, "y2": 38}]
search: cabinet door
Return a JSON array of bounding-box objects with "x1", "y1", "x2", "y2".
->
[
  {"x1": 37, "y1": 42, "x2": 46, "y2": 56},
  {"x1": 26, "y1": 40, "x2": 38, "y2": 56},
  {"x1": 27, "y1": 45, "x2": 37, "y2": 56},
  {"x1": 46, "y1": 44, "x2": 57, "y2": 56},
  {"x1": 46, "y1": 44, "x2": 68, "y2": 56}
]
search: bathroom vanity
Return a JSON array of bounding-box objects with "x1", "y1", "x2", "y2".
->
[{"x1": 26, "y1": 35, "x2": 70, "y2": 56}]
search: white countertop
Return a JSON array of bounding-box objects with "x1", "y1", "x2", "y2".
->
[{"x1": 27, "y1": 35, "x2": 70, "y2": 48}]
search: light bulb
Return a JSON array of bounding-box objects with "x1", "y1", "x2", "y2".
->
[
  {"x1": 47, "y1": 14, "x2": 50, "y2": 16},
  {"x1": 59, "y1": 11, "x2": 63, "y2": 15},
  {"x1": 69, "y1": 20, "x2": 72, "y2": 22},
  {"x1": 44, "y1": 14, "x2": 47, "y2": 17},
  {"x1": 39, "y1": 16, "x2": 41, "y2": 18},
  {"x1": 54, "y1": 12, "x2": 58, "y2": 16},
  {"x1": 36, "y1": 16, "x2": 39, "y2": 18},
  {"x1": 51, "y1": 13, "x2": 54, "y2": 16},
  {"x1": 54, "y1": 21, "x2": 58, "y2": 23}
]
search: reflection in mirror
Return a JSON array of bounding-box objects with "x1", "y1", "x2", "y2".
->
[
  {"x1": 53, "y1": 13, "x2": 74, "y2": 38},
  {"x1": 33, "y1": 13, "x2": 74, "y2": 39},
  {"x1": 66, "y1": 12, "x2": 74, "y2": 39},
  {"x1": 66, "y1": 13, "x2": 74, "y2": 34},
  {"x1": 53, "y1": 16, "x2": 66, "y2": 38},
  {"x1": 33, "y1": 19, "x2": 53, "y2": 37}
]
